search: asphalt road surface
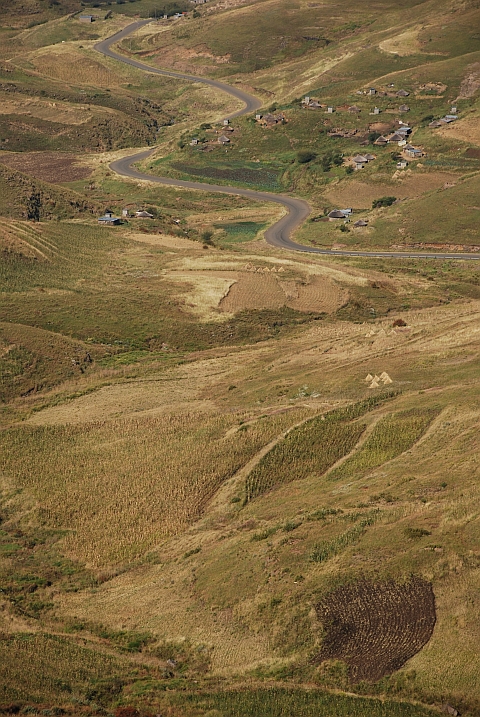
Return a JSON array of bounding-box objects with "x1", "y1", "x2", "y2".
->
[{"x1": 97, "y1": 22, "x2": 480, "y2": 262}]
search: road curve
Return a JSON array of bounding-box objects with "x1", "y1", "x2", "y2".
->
[
  {"x1": 97, "y1": 22, "x2": 480, "y2": 262},
  {"x1": 94, "y1": 20, "x2": 262, "y2": 118}
]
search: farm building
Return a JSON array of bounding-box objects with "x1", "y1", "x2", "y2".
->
[
  {"x1": 404, "y1": 145, "x2": 423, "y2": 158},
  {"x1": 352, "y1": 154, "x2": 375, "y2": 169},
  {"x1": 328, "y1": 209, "x2": 349, "y2": 220},
  {"x1": 98, "y1": 211, "x2": 120, "y2": 225}
]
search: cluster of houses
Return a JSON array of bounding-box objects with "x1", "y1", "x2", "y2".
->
[
  {"x1": 98, "y1": 209, "x2": 154, "y2": 226},
  {"x1": 255, "y1": 112, "x2": 287, "y2": 127},
  {"x1": 429, "y1": 107, "x2": 458, "y2": 128},
  {"x1": 303, "y1": 87, "x2": 412, "y2": 115},
  {"x1": 350, "y1": 153, "x2": 376, "y2": 170},
  {"x1": 190, "y1": 119, "x2": 236, "y2": 148},
  {"x1": 372, "y1": 123, "x2": 424, "y2": 159}
]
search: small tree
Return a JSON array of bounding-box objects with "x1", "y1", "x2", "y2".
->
[{"x1": 201, "y1": 230, "x2": 214, "y2": 245}]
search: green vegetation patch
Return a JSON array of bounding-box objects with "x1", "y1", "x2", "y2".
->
[
  {"x1": 169, "y1": 161, "x2": 281, "y2": 190},
  {"x1": 214, "y1": 220, "x2": 267, "y2": 244},
  {"x1": 0, "y1": 632, "x2": 125, "y2": 703},
  {"x1": 244, "y1": 396, "x2": 397, "y2": 503},
  {"x1": 170, "y1": 687, "x2": 436, "y2": 717},
  {"x1": 328, "y1": 408, "x2": 439, "y2": 482}
]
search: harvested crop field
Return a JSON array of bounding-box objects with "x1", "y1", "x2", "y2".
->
[
  {"x1": 31, "y1": 51, "x2": 127, "y2": 87},
  {"x1": 288, "y1": 276, "x2": 348, "y2": 313},
  {"x1": 220, "y1": 272, "x2": 285, "y2": 312},
  {"x1": 0, "y1": 152, "x2": 92, "y2": 183},
  {"x1": 219, "y1": 273, "x2": 346, "y2": 314},
  {"x1": 323, "y1": 173, "x2": 458, "y2": 208},
  {"x1": 315, "y1": 577, "x2": 436, "y2": 682}
]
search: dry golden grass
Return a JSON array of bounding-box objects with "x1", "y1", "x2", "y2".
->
[
  {"x1": 166, "y1": 269, "x2": 238, "y2": 320},
  {"x1": 323, "y1": 172, "x2": 458, "y2": 209},
  {"x1": 0, "y1": 94, "x2": 102, "y2": 125},
  {"x1": 30, "y1": 48, "x2": 130, "y2": 87},
  {"x1": 379, "y1": 27, "x2": 422, "y2": 56},
  {"x1": 437, "y1": 110, "x2": 480, "y2": 145},
  {"x1": 2, "y1": 408, "x2": 315, "y2": 568}
]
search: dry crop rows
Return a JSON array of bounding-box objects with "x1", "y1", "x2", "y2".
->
[
  {"x1": 0, "y1": 408, "x2": 313, "y2": 567},
  {"x1": 315, "y1": 577, "x2": 436, "y2": 682}
]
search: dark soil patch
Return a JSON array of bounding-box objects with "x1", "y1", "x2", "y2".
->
[
  {"x1": 0, "y1": 152, "x2": 92, "y2": 184},
  {"x1": 314, "y1": 577, "x2": 436, "y2": 682},
  {"x1": 465, "y1": 147, "x2": 480, "y2": 159}
]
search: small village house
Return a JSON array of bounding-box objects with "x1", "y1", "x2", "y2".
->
[
  {"x1": 326, "y1": 106, "x2": 335, "y2": 113},
  {"x1": 218, "y1": 134, "x2": 231, "y2": 144},
  {"x1": 399, "y1": 104, "x2": 410, "y2": 112},
  {"x1": 372, "y1": 107, "x2": 381, "y2": 115},
  {"x1": 397, "y1": 160, "x2": 408, "y2": 169},
  {"x1": 79, "y1": 14, "x2": 94, "y2": 22},
  {"x1": 354, "y1": 219, "x2": 368, "y2": 227},
  {"x1": 368, "y1": 88, "x2": 376, "y2": 95},
  {"x1": 396, "y1": 89, "x2": 410, "y2": 97},
  {"x1": 374, "y1": 135, "x2": 389, "y2": 146},
  {"x1": 328, "y1": 209, "x2": 349, "y2": 220},
  {"x1": 98, "y1": 211, "x2": 120, "y2": 225},
  {"x1": 122, "y1": 208, "x2": 129, "y2": 217}
]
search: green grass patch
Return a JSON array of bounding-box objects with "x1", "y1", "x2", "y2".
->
[
  {"x1": 328, "y1": 408, "x2": 439, "y2": 482},
  {"x1": 171, "y1": 687, "x2": 436, "y2": 717}
]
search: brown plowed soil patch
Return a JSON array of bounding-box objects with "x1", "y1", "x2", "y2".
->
[
  {"x1": 315, "y1": 577, "x2": 436, "y2": 682},
  {"x1": 219, "y1": 273, "x2": 346, "y2": 314},
  {"x1": 0, "y1": 152, "x2": 92, "y2": 183},
  {"x1": 289, "y1": 276, "x2": 347, "y2": 313},
  {"x1": 219, "y1": 272, "x2": 286, "y2": 312}
]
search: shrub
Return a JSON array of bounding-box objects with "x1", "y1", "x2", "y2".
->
[
  {"x1": 297, "y1": 150, "x2": 317, "y2": 164},
  {"x1": 404, "y1": 527, "x2": 432, "y2": 539},
  {"x1": 372, "y1": 196, "x2": 396, "y2": 208},
  {"x1": 201, "y1": 230, "x2": 214, "y2": 244}
]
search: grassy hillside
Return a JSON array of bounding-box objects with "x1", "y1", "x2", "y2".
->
[{"x1": 1, "y1": 0, "x2": 480, "y2": 715}]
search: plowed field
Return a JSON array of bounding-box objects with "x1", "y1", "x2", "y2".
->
[{"x1": 315, "y1": 577, "x2": 436, "y2": 682}]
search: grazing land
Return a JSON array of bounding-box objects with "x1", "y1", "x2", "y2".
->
[{"x1": 0, "y1": 0, "x2": 479, "y2": 715}]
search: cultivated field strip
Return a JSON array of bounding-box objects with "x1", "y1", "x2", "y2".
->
[{"x1": 244, "y1": 395, "x2": 396, "y2": 502}]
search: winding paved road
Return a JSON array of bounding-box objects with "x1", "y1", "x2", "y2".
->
[{"x1": 96, "y1": 22, "x2": 480, "y2": 261}]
